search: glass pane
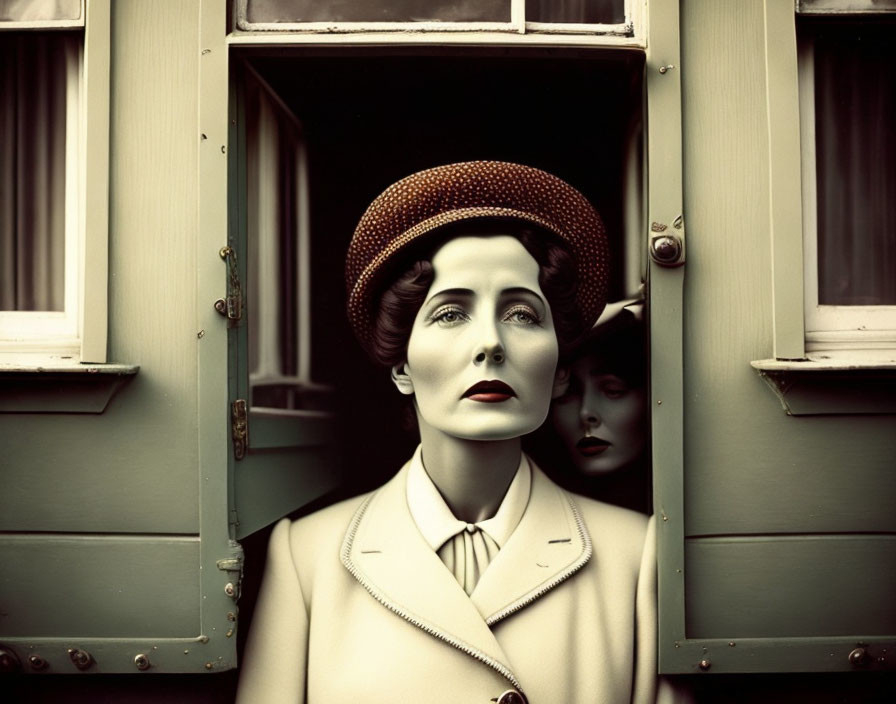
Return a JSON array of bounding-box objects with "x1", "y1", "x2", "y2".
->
[
  {"x1": 0, "y1": 34, "x2": 69, "y2": 311},
  {"x1": 245, "y1": 0, "x2": 510, "y2": 23},
  {"x1": 526, "y1": 0, "x2": 624, "y2": 24},
  {"x1": 0, "y1": 0, "x2": 81, "y2": 21},
  {"x1": 813, "y1": 24, "x2": 896, "y2": 305},
  {"x1": 798, "y1": 0, "x2": 896, "y2": 13}
]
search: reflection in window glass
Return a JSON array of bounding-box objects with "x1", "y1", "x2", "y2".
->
[
  {"x1": 526, "y1": 0, "x2": 624, "y2": 24},
  {"x1": 813, "y1": 25, "x2": 896, "y2": 306},
  {"x1": 245, "y1": 0, "x2": 509, "y2": 23},
  {"x1": 0, "y1": 0, "x2": 81, "y2": 21}
]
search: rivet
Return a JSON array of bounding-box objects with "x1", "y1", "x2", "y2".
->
[
  {"x1": 205, "y1": 662, "x2": 213, "y2": 670},
  {"x1": 219, "y1": 246, "x2": 232, "y2": 259},
  {"x1": 728, "y1": 642, "x2": 736, "y2": 647},
  {"x1": 28, "y1": 654, "x2": 48, "y2": 671},
  {"x1": 659, "y1": 64, "x2": 675, "y2": 74},
  {"x1": 224, "y1": 582, "x2": 236, "y2": 597},
  {"x1": 849, "y1": 647, "x2": 869, "y2": 667},
  {"x1": 227, "y1": 611, "x2": 236, "y2": 622},
  {"x1": 226, "y1": 629, "x2": 234, "y2": 638},
  {"x1": 134, "y1": 653, "x2": 151, "y2": 671},
  {"x1": 214, "y1": 298, "x2": 227, "y2": 316},
  {"x1": 657, "y1": 400, "x2": 662, "y2": 405},
  {"x1": 0, "y1": 648, "x2": 22, "y2": 673},
  {"x1": 699, "y1": 659, "x2": 711, "y2": 671}
]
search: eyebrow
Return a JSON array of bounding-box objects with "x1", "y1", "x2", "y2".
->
[{"x1": 423, "y1": 286, "x2": 546, "y2": 307}]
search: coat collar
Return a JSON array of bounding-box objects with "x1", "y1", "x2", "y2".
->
[{"x1": 340, "y1": 456, "x2": 592, "y2": 687}]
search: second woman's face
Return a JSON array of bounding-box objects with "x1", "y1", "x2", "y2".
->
[
  {"x1": 550, "y1": 354, "x2": 647, "y2": 475},
  {"x1": 401, "y1": 235, "x2": 560, "y2": 442}
]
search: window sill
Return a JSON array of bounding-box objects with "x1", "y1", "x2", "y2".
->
[
  {"x1": 0, "y1": 361, "x2": 139, "y2": 414},
  {"x1": 751, "y1": 356, "x2": 896, "y2": 415}
]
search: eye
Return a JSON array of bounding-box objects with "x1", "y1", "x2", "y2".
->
[
  {"x1": 502, "y1": 305, "x2": 541, "y2": 326},
  {"x1": 600, "y1": 382, "x2": 630, "y2": 399},
  {"x1": 430, "y1": 305, "x2": 468, "y2": 327}
]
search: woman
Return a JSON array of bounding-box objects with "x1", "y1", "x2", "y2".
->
[
  {"x1": 236, "y1": 161, "x2": 682, "y2": 704},
  {"x1": 539, "y1": 300, "x2": 651, "y2": 513}
]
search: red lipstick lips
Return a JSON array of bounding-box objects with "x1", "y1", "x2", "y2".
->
[
  {"x1": 576, "y1": 437, "x2": 610, "y2": 456},
  {"x1": 463, "y1": 380, "x2": 516, "y2": 403}
]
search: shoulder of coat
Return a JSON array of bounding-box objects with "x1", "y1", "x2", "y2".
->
[
  {"x1": 285, "y1": 491, "x2": 375, "y2": 545},
  {"x1": 563, "y1": 491, "x2": 650, "y2": 551}
]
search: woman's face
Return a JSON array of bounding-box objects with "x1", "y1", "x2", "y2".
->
[
  {"x1": 399, "y1": 235, "x2": 560, "y2": 442},
  {"x1": 550, "y1": 353, "x2": 647, "y2": 475}
]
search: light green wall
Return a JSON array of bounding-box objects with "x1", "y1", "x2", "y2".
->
[
  {"x1": 679, "y1": 0, "x2": 896, "y2": 646},
  {"x1": 0, "y1": 1, "x2": 203, "y2": 535}
]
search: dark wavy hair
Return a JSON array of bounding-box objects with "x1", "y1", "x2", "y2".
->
[{"x1": 370, "y1": 219, "x2": 585, "y2": 368}]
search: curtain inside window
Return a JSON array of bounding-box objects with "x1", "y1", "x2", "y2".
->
[
  {"x1": 525, "y1": 0, "x2": 624, "y2": 24},
  {"x1": 0, "y1": 34, "x2": 71, "y2": 311},
  {"x1": 244, "y1": 0, "x2": 509, "y2": 23},
  {"x1": 814, "y1": 30, "x2": 896, "y2": 306}
]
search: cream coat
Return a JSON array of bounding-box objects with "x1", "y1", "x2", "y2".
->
[{"x1": 236, "y1": 459, "x2": 684, "y2": 704}]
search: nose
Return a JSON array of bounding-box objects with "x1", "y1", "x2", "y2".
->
[
  {"x1": 474, "y1": 346, "x2": 505, "y2": 365},
  {"x1": 580, "y1": 395, "x2": 601, "y2": 429},
  {"x1": 472, "y1": 318, "x2": 505, "y2": 366}
]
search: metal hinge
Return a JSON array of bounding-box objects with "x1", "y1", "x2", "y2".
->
[
  {"x1": 218, "y1": 245, "x2": 242, "y2": 322},
  {"x1": 231, "y1": 399, "x2": 248, "y2": 460},
  {"x1": 217, "y1": 541, "x2": 245, "y2": 602}
]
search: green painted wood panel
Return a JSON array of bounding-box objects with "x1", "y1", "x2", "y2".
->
[
  {"x1": 685, "y1": 535, "x2": 896, "y2": 638},
  {"x1": 0, "y1": 0, "x2": 203, "y2": 535},
  {"x1": 0, "y1": 535, "x2": 200, "y2": 637},
  {"x1": 679, "y1": 1, "x2": 896, "y2": 535}
]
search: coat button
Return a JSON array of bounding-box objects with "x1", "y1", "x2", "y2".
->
[{"x1": 493, "y1": 690, "x2": 528, "y2": 704}]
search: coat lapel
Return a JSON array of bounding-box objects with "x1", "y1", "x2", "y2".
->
[
  {"x1": 340, "y1": 457, "x2": 593, "y2": 686},
  {"x1": 471, "y1": 461, "x2": 593, "y2": 626},
  {"x1": 341, "y1": 462, "x2": 521, "y2": 687}
]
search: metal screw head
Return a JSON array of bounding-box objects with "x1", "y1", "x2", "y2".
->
[
  {"x1": 214, "y1": 298, "x2": 227, "y2": 315},
  {"x1": 28, "y1": 654, "x2": 48, "y2": 671},
  {"x1": 698, "y1": 659, "x2": 712, "y2": 671},
  {"x1": 68, "y1": 648, "x2": 94, "y2": 670},
  {"x1": 134, "y1": 653, "x2": 151, "y2": 671},
  {"x1": 224, "y1": 582, "x2": 236, "y2": 598}
]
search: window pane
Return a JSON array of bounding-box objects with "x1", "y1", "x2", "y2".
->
[
  {"x1": 0, "y1": 34, "x2": 70, "y2": 312},
  {"x1": 526, "y1": 0, "x2": 624, "y2": 24},
  {"x1": 244, "y1": 0, "x2": 510, "y2": 23},
  {"x1": 0, "y1": 0, "x2": 81, "y2": 21},
  {"x1": 813, "y1": 24, "x2": 896, "y2": 305}
]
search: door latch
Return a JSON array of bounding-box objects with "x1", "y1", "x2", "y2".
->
[
  {"x1": 231, "y1": 399, "x2": 248, "y2": 460},
  {"x1": 219, "y1": 245, "x2": 243, "y2": 322}
]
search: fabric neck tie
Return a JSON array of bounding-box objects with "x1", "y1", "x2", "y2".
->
[{"x1": 437, "y1": 522, "x2": 501, "y2": 595}]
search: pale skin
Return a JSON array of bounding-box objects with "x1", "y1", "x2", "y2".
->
[{"x1": 391, "y1": 235, "x2": 567, "y2": 523}]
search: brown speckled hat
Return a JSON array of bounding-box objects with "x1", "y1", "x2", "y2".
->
[{"x1": 345, "y1": 160, "x2": 609, "y2": 351}]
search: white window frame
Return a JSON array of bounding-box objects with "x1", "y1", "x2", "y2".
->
[
  {"x1": 796, "y1": 5, "x2": 896, "y2": 359},
  {"x1": 233, "y1": 0, "x2": 646, "y2": 46},
  {"x1": 0, "y1": 0, "x2": 110, "y2": 366}
]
